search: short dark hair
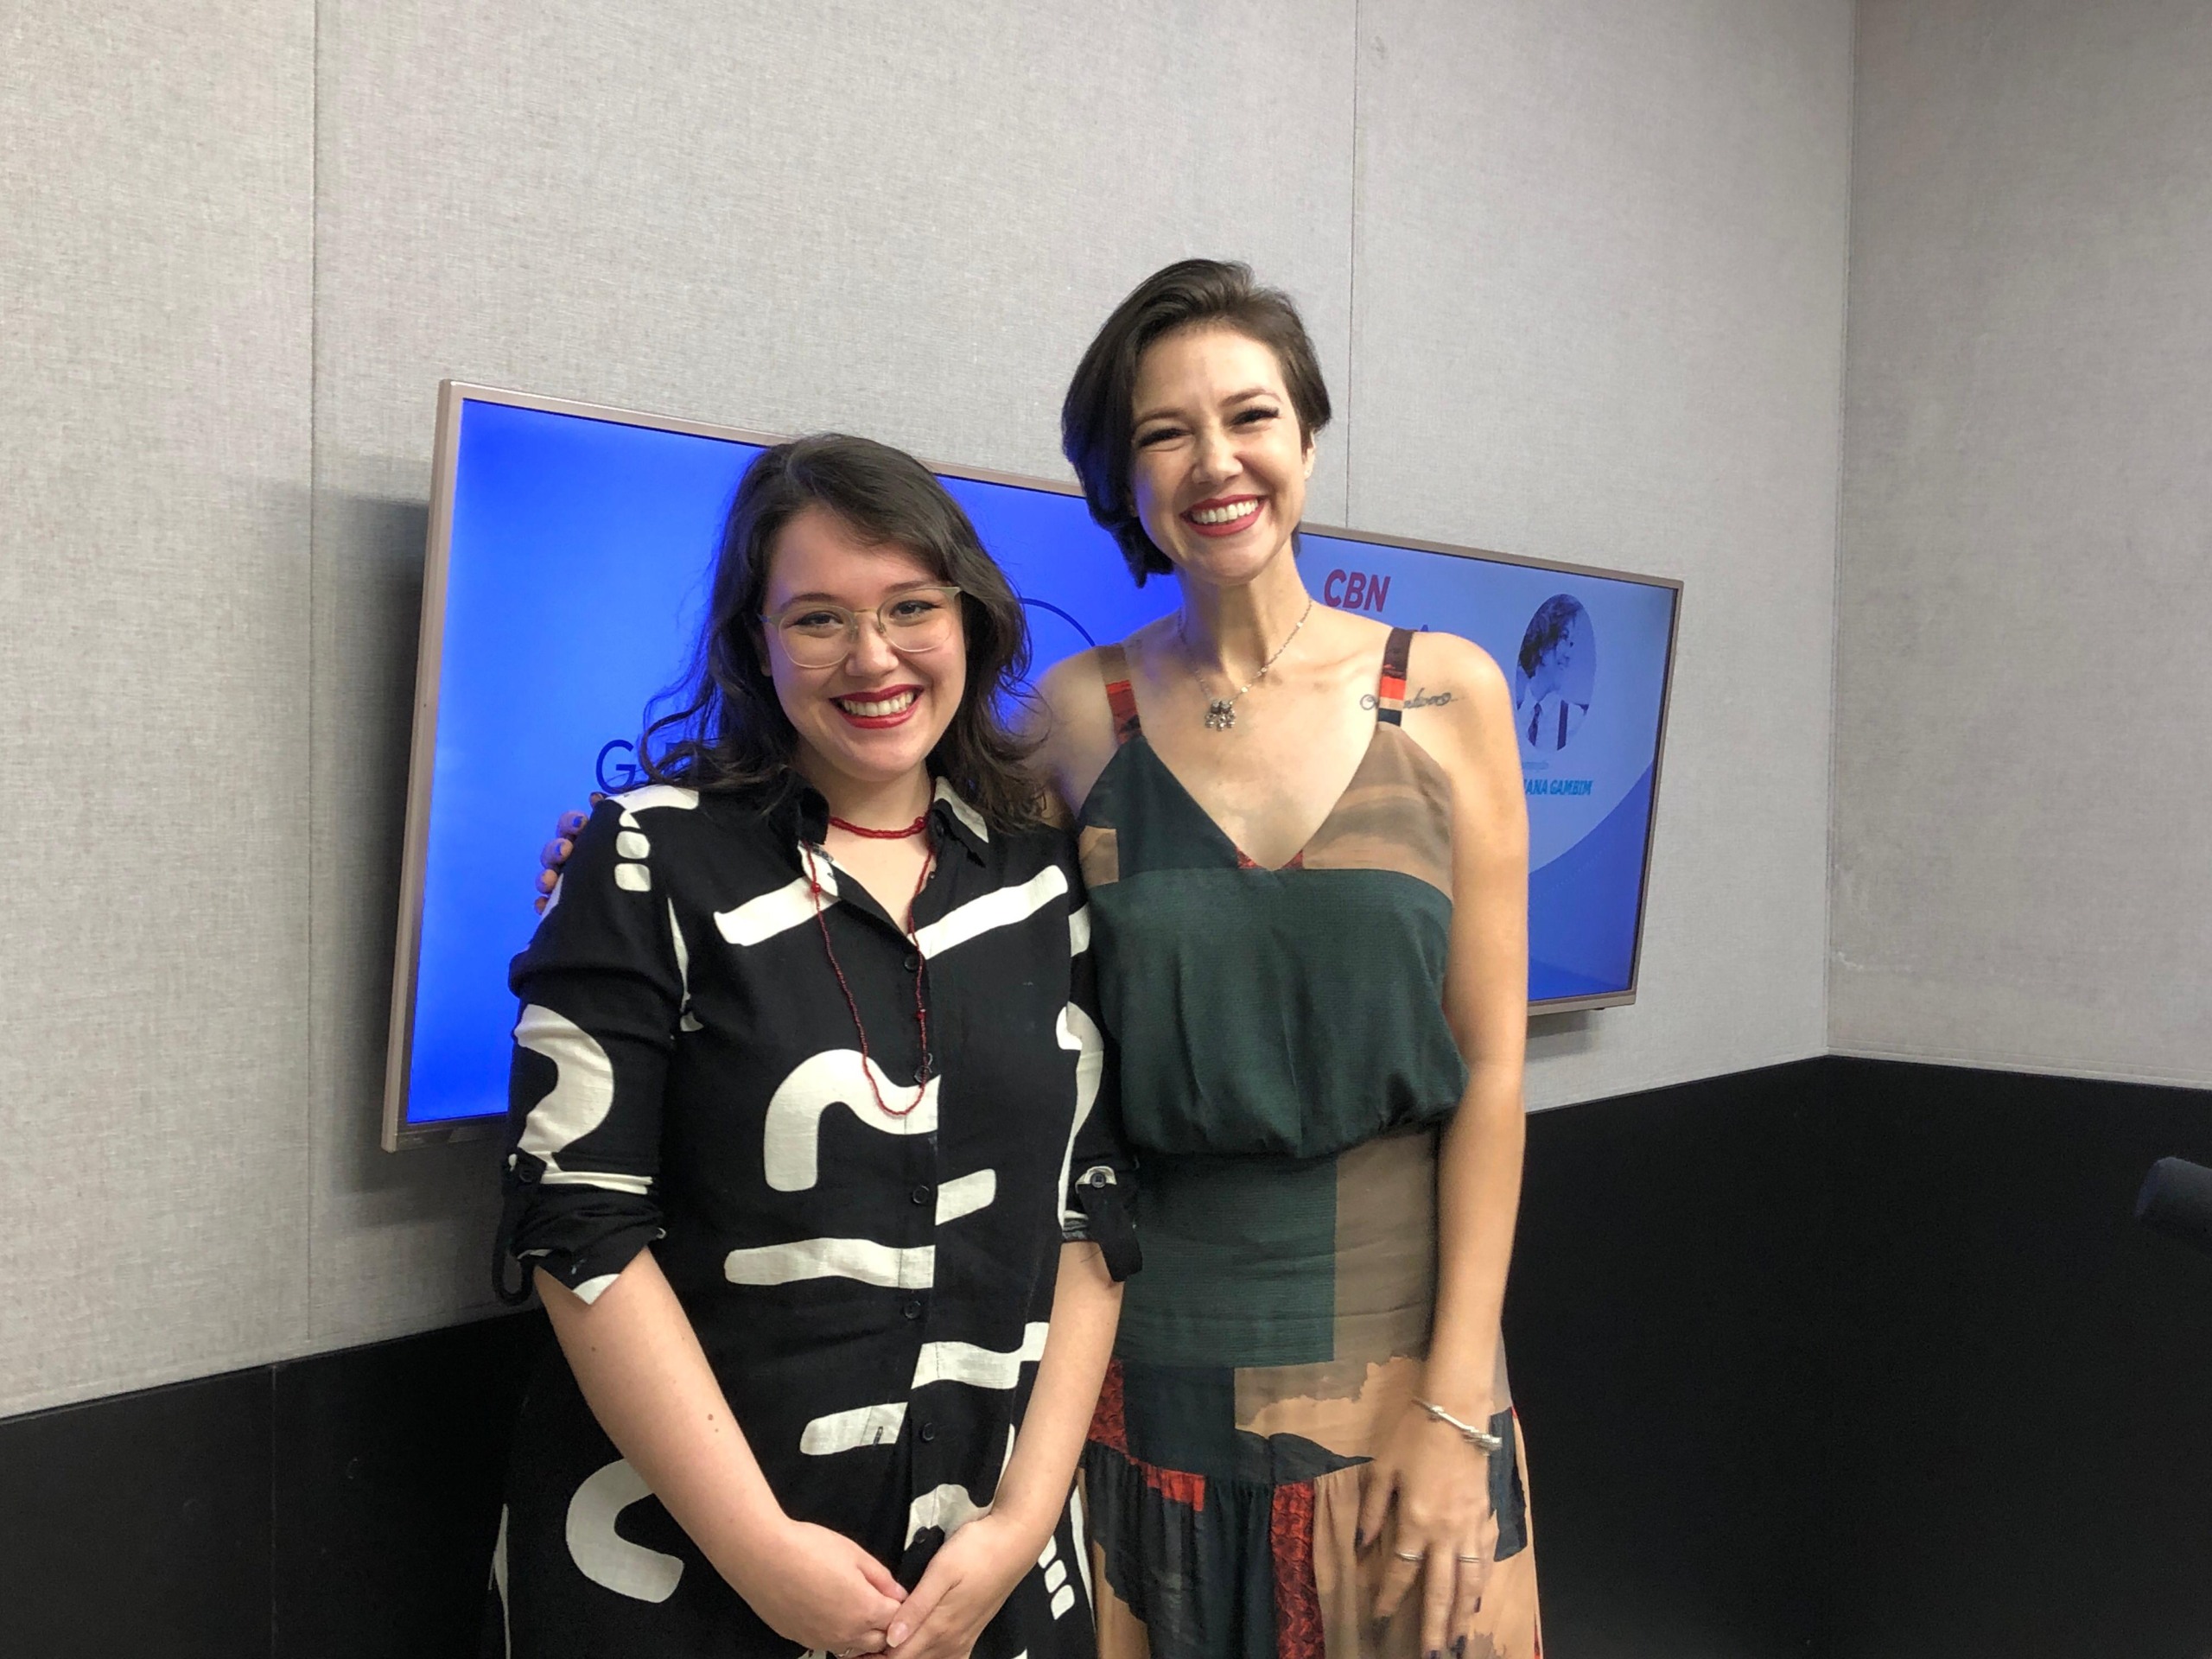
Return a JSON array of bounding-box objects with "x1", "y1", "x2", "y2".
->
[
  {"x1": 642, "y1": 434, "x2": 1043, "y2": 830},
  {"x1": 1061, "y1": 259, "x2": 1334, "y2": 584},
  {"x1": 1517, "y1": 595, "x2": 1585, "y2": 679}
]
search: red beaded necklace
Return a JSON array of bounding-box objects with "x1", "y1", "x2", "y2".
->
[
  {"x1": 830, "y1": 811, "x2": 931, "y2": 840},
  {"x1": 805, "y1": 810, "x2": 934, "y2": 1117}
]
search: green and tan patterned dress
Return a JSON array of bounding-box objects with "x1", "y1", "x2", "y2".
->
[{"x1": 1076, "y1": 627, "x2": 1541, "y2": 1659}]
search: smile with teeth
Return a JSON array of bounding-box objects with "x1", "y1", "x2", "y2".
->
[
  {"x1": 834, "y1": 689, "x2": 918, "y2": 717},
  {"x1": 1186, "y1": 499, "x2": 1261, "y2": 527}
]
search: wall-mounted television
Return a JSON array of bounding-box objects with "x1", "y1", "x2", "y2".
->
[{"x1": 384, "y1": 384, "x2": 1681, "y2": 1147}]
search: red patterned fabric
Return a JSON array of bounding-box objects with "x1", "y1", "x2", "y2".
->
[
  {"x1": 1141, "y1": 1461, "x2": 1207, "y2": 1510},
  {"x1": 1268, "y1": 1482, "x2": 1325, "y2": 1659},
  {"x1": 1088, "y1": 1357, "x2": 1128, "y2": 1452}
]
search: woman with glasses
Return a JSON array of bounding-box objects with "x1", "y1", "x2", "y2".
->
[{"x1": 494, "y1": 434, "x2": 1135, "y2": 1659}]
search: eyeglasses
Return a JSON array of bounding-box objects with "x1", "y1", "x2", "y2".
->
[{"x1": 760, "y1": 585, "x2": 964, "y2": 670}]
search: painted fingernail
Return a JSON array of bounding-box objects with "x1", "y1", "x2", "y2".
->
[
  {"x1": 1353, "y1": 1526, "x2": 1366, "y2": 1550},
  {"x1": 1456, "y1": 1638, "x2": 1468, "y2": 1657}
]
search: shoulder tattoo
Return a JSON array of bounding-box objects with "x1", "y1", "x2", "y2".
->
[{"x1": 1360, "y1": 684, "x2": 1457, "y2": 711}]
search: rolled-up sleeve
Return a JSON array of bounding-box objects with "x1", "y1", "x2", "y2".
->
[
  {"x1": 497, "y1": 800, "x2": 682, "y2": 1304},
  {"x1": 1058, "y1": 857, "x2": 1140, "y2": 1281}
]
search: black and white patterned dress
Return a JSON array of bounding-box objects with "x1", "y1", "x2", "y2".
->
[{"x1": 490, "y1": 776, "x2": 1132, "y2": 1658}]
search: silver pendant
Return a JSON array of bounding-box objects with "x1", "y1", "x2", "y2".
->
[{"x1": 1205, "y1": 699, "x2": 1237, "y2": 730}]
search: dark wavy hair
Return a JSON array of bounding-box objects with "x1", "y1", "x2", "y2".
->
[
  {"x1": 1517, "y1": 594, "x2": 1586, "y2": 678},
  {"x1": 1061, "y1": 258, "x2": 1333, "y2": 584},
  {"x1": 641, "y1": 434, "x2": 1043, "y2": 830}
]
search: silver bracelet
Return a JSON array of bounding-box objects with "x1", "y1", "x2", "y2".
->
[{"x1": 1412, "y1": 1395, "x2": 1503, "y2": 1454}]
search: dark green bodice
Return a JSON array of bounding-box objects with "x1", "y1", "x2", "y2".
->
[{"x1": 1077, "y1": 648, "x2": 1467, "y2": 1166}]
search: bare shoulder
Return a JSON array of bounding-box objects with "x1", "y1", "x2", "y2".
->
[
  {"x1": 1401, "y1": 630, "x2": 1513, "y2": 743},
  {"x1": 1402, "y1": 631, "x2": 1525, "y2": 854},
  {"x1": 1023, "y1": 646, "x2": 1120, "y2": 816}
]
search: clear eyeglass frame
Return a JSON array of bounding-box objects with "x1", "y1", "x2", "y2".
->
[{"x1": 760, "y1": 583, "x2": 965, "y2": 670}]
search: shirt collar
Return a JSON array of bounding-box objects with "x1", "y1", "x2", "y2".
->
[{"x1": 929, "y1": 776, "x2": 992, "y2": 864}]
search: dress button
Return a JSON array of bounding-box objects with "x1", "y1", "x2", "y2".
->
[
  {"x1": 911, "y1": 1185, "x2": 931, "y2": 1206},
  {"x1": 918, "y1": 1421, "x2": 937, "y2": 1443},
  {"x1": 903, "y1": 1300, "x2": 923, "y2": 1321},
  {"x1": 903, "y1": 952, "x2": 921, "y2": 974}
]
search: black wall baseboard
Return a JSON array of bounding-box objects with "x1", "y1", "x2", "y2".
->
[
  {"x1": 1507, "y1": 1057, "x2": 1835, "y2": 1658},
  {"x1": 3, "y1": 1057, "x2": 2209, "y2": 1657},
  {"x1": 0, "y1": 1308, "x2": 550, "y2": 1659},
  {"x1": 1505, "y1": 1056, "x2": 2212, "y2": 1659}
]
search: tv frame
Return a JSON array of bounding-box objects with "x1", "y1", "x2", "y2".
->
[{"x1": 383, "y1": 381, "x2": 1683, "y2": 1149}]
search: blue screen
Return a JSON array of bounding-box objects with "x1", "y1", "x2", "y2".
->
[{"x1": 398, "y1": 395, "x2": 1677, "y2": 1128}]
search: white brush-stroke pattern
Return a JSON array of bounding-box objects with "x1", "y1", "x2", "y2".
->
[
  {"x1": 566, "y1": 1459, "x2": 683, "y2": 1603},
  {"x1": 933, "y1": 1169, "x2": 996, "y2": 1226},
  {"x1": 912, "y1": 866, "x2": 1067, "y2": 957},
  {"x1": 514, "y1": 1006, "x2": 619, "y2": 1178},
  {"x1": 905, "y1": 1482, "x2": 988, "y2": 1548},
  {"x1": 763, "y1": 1050, "x2": 939, "y2": 1192},
  {"x1": 612, "y1": 784, "x2": 699, "y2": 829},
  {"x1": 1052, "y1": 1002, "x2": 1105, "y2": 1232},
  {"x1": 536, "y1": 1166, "x2": 653, "y2": 1196},
  {"x1": 799, "y1": 1401, "x2": 908, "y2": 1455},
  {"x1": 490, "y1": 1507, "x2": 511, "y2": 1657},
  {"x1": 723, "y1": 1237, "x2": 933, "y2": 1287},
  {"x1": 911, "y1": 1322, "x2": 1050, "y2": 1391},
  {"x1": 668, "y1": 899, "x2": 702, "y2": 1033},
  {"x1": 1069, "y1": 1484, "x2": 1091, "y2": 1605},
  {"x1": 1068, "y1": 903, "x2": 1091, "y2": 956},
  {"x1": 715, "y1": 858, "x2": 841, "y2": 947}
]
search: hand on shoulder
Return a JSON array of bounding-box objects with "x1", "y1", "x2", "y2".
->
[{"x1": 1022, "y1": 646, "x2": 1121, "y2": 821}]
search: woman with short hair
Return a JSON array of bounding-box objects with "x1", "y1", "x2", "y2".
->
[{"x1": 1038, "y1": 260, "x2": 1541, "y2": 1659}]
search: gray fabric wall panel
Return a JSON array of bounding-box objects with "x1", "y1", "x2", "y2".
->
[
  {"x1": 1834, "y1": 1, "x2": 2212, "y2": 1084},
  {"x1": 5, "y1": 0, "x2": 1869, "y2": 1406},
  {"x1": 306, "y1": 0, "x2": 1357, "y2": 1342},
  {"x1": 0, "y1": 4, "x2": 316, "y2": 1413},
  {"x1": 1351, "y1": 0, "x2": 1856, "y2": 1106}
]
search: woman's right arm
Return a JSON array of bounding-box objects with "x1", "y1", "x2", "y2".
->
[{"x1": 539, "y1": 1254, "x2": 905, "y2": 1653}]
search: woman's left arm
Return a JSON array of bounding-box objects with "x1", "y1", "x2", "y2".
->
[
  {"x1": 881, "y1": 1241, "x2": 1123, "y2": 1656},
  {"x1": 1362, "y1": 636, "x2": 1530, "y2": 1657}
]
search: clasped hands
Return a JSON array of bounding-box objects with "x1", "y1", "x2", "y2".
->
[{"x1": 732, "y1": 1505, "x2": 1044, "y2": 1659}]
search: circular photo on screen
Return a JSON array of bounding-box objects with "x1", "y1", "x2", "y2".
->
[{"x1": 1514, "y1": 594, "x2": 1597, "y2": 754}]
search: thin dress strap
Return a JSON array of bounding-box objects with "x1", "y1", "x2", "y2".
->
[
  {"x1": 1099, "y1": 642, "x2": 1141, "y2": 747},
  {"x1": 1374, "y1": 627, "x2": 1414, "y2": 726}
]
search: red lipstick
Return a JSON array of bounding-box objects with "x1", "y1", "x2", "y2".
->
[{"x1": 830, "y1": 683, "x2": 924, "y2": 730}]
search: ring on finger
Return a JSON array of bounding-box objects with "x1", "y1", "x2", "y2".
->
[
  {"x1": 1392, "y1": 1547, "x2": 1426, "y2": 1563},
  {"x1": 1454, "y1": 1552, "x2": 1487, "y2": 1565}
]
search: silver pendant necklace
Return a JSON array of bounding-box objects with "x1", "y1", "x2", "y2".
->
[{"x1": 1179, "y1": 596, "x2": 1316, "y2": 731}]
